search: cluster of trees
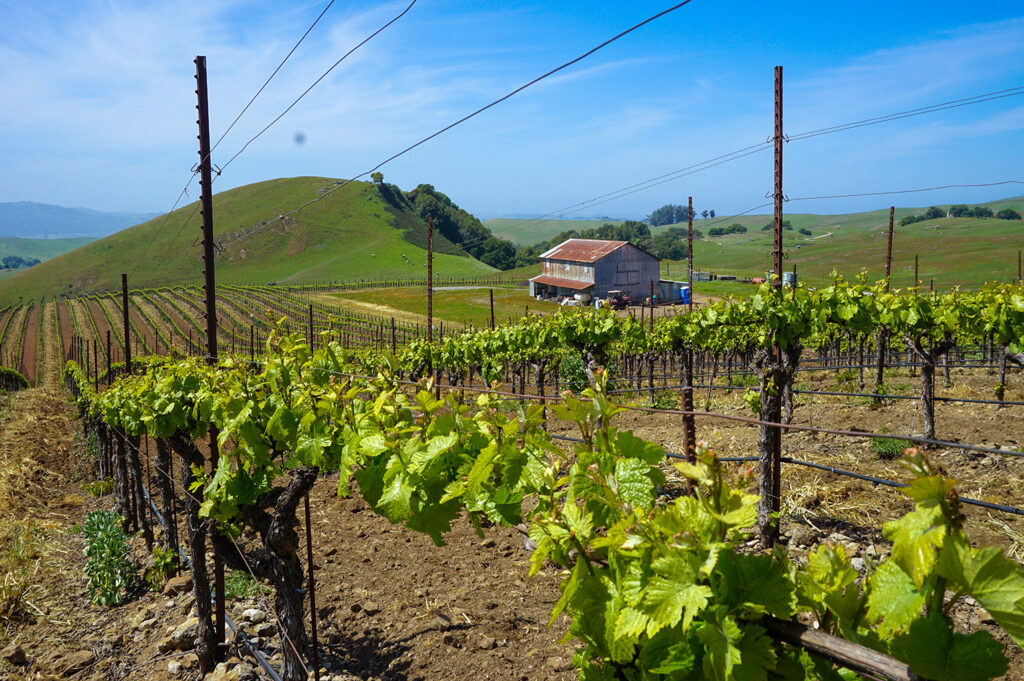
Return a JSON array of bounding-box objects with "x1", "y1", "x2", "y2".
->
[
  {"x1": 707, "y1": 223, "x2": 746, "y2": 236},
  {"x1": 646, "y1": 204, "x2": 719, "y2": 226},
  {"x1": 899, "y1": 205, "x2": 1021, "y2": 226},
  {"x1": 761, "y1": 220, "x2": 793, "y2": 231},
  {"x1": 515, "y1": 221, "x2": 700, "y2": 265},
  {"x1": 372, "y1": 177, "x2": 520, "y2": 270},
  {"x1": 646, "y1": 204, "x2": 690, "y2": 226},
  {"x1": 1, "y1": 255, "x2": 41, "y2": 270}
]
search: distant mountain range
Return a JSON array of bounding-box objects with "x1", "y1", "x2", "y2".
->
[{"x1": 0, "y1": 202, "x2": 159, "y2": 239}]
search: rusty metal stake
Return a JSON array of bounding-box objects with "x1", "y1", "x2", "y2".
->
[{"x1": 304, "y1": 492, "x2": 321, "y2": 681}]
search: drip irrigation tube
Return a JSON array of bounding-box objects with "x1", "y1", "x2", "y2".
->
[{"x1": 609, "y1": 382, "x2": 1024, "y2": 407}]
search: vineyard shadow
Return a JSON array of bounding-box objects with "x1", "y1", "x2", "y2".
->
[{"x1": 318, "y1": 617, "x2": 477, "y2": 679}]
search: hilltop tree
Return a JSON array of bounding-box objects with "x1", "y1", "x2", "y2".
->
[
  {"x1": 997, "y1": 208, "x2": 1022, "y2": 220},
  {"x1": 370, "y1": 171, "x2": 384, "y2": 185},
  {"x1": 646, "y1": 204, "x2": 690, "y2": 226}
]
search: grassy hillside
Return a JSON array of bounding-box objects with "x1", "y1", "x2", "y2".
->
[
  {"x1": 664, "y1": 196, "x2": 1024, "y2": 288},
  {"x1": 0, "y1": 236, "x2": 96, "y2": 262},
  {"x1": 490, "y1": 197, "x2": 1023, "y2": 290},
  {"x1": 485, "y1": 218, "x2": 624, "y2": 245},
  {"x1": 0, "y1": 177, "x2": 496, "y2": 304}
]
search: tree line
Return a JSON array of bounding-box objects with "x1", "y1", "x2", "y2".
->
[
  {"x1": 900, "y1": 204, "x2": 1021, "y2": 226},
  {"x1": 1, "y1": 255, "x2": 41, "y2": 270}
]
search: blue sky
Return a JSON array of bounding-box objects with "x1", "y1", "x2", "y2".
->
[{"x1": 1, "y1": 0, "x2": 1022, "y2": 222}]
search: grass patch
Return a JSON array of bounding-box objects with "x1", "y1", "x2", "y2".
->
[
  {"x1": 328, "y1": 285, "x2": 539, "y2": 329},
  {"x1": 224, "y1": 569, "x2": 270, "y2": 600},
  {"x1": 82, "y1": 478, "x2": 113, "y2": 497},
  {"x1": 872, "y1": 433, "x2": 913, "y2": 460}
]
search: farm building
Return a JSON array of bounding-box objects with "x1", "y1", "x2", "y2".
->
[{"x1": 528, "y1": 238, "x2": 661, "y2": 301}]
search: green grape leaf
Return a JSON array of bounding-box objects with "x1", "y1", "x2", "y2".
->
[
  {"x1": 882, "y1": 503, "x2": 946, "y2": 588},
  {"x1": 642, "y1": 553, "x2": 711, "y2": 634},
  {"x1": 640, "y1": 628, "x2": 699, "y2": 675},
  {"x1": 376, "y1": 471, "x2": 413, "y2": 521},
  {"x1": 614, "y1": 457, "x2": 657, "y2": 512},
  {"x1": 615, "y1": 430, "x2": 665, "y2": 464},
  {"x1": 890, "y1": 613, "x2": 1008, "y2": 681},
  {"x1": 714, "y1": 550, "x2": 796, "y2": 618},
  {"x1": 866, "y1": 559, "x2": 925, "y2": 636},
  {"x1": 937, "y1": 533, "x2": 1024, "y2": 646},
  {"x1": 733, "y1": 624, "x2": 776, "y2": 681},
  {"x1": 696, "y1": 611, "x2": 743, "y2": 681}
]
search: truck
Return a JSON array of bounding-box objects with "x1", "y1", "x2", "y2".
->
[{"x1": 606, "y1": 290, "x2": 632, "y2": 310}]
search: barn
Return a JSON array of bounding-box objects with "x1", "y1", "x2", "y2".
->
[{"x1": 528, "y1": 238, "x2": 661, "y2": 302}]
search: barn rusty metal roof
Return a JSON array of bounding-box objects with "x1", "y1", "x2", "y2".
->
[
  {"x1": 539, "y1": 239, "x2": 628, "y2": 263},
  {"x1": 529, "y1": 275, "x2": 595, "y2": 290}
]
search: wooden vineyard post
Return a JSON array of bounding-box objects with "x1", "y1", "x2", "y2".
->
[
  {"x1": 391, "y1": 317, "x2": 397, "y2": 354},
  {"x1": 489, "y1": 289, "x2": 495, "y2": 329},
  {"x1": 760, "y1": 64, "x2": 785, "y2": 548},
  {"x1": 687, "y1": 196, "x2": 694, "y2": 313},
  {"x1": 304, "y1": 493, "x2": 321, "y2": 681},
  {"x1": 106, "y1": 330, "x2": 111, "y2": 384},
  {"x1": 195, "y1": 54, "x2": 225, "y2": 664},
  {"x1": 875, "y1": 207, "x2": 894, "y2": 403},
  {"x1": 122, "y1": 274, "x2": 131, "y2": 374}
]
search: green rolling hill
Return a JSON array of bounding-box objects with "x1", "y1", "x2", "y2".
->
[
  {"x1": 0, "y1": 177, "x2": 496, "y2": 304},
  {"x1": 489, "y1": 197, "x2": 1024, "y2": 290}
]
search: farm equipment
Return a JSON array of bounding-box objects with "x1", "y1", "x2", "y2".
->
[{"x1": 606, "y1": 290, "x2": 631, "y2": 310}]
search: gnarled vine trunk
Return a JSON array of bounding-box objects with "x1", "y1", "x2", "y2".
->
[
  {"x1": 213, "y1": 467, "x2": 319, "y2": 681},
  {"x1": 753, "y1": 343, "x2": 802, "y2": 547},
  {"x1": 154, "y1": 438, "x2": 179, "y2": 557},
  {"x1": 904, "y1": 334, "x2": 955, "y2": 440}
]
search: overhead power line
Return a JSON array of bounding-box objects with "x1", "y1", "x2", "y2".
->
[
  {"x1": 787, "y1": 180, "x2": 1024, "y2": 203},
  {"x1": 215, "y1": 0, "x2": 418, "y2": 179},
  {"x1": 787, "y1": 86, "x2": 1024, "y2": 142},
  {"x1": 495, "y1": 85, "x2": 1024, "y2": 231},
  {"x1": 132, "y1": 0, "x2": 338, "y2": 279},
  {"x1": 224, "y1": 0, "x2": 697, "y2": 250}
]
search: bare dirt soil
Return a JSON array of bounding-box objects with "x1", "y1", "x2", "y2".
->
[
  {"x1": 1, "y1": 360, "x2": 1022, "y2": 681},
  {"x1": 17, "y1": 306, "x2": 38, "y2": 386}
]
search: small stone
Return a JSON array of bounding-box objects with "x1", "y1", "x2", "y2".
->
[
  {"x1": 181, "y1": 652, "x2": 198, "y2": 669},
  {"x1": 787, "y1": 525, "x2": 814, "y2": 547},
  {"x1": 477, "y1": 636, "x2": 497, "y2": 650},
  {"x1": 61, "y1": 650, "x2": 96, "y2": 676},
  {"x1": 545, "y1": 656, "x2": 570, "y2": 671},
  {"x1": 1, "y1": 644, "x2": 28, "y2": 666},
  {"x1": 163, "y1": 574, "x2": 193, "y2": 596},
  {"x1": 850, "y1": 557, "x2": 866, "y2": 573},
  {"x1": 254, "y1": 622, "x2": 276, "y2": 638},
  {"x1": 241, "y1": 608, "x2": 266, "y2": 623},
  {"x1": 168, "y1": 660, "x2": 183, "y2": 675},
  {"x1": 361, "y1": 600, "x2": 380, "y2": 615}
]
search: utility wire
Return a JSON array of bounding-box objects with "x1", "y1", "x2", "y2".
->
[
  {"x1": 493, "y1": 85, "x2": 1024, "y2": 233},
  {"x1": 787, "y1": 86, "x2": 1024, "y2": 142},
  {"x1": 214, "y1": 0, "x2": 418, "y2": 179},
  {"x1": 786, "y1": 180, "x2": 1024, "y2": 203},
  {"x1": 131, "y1": 0, "x2": 338, "y2": 280},
  {"x1": 221, "y1": 0, "x2": 696, "y2": 251}
]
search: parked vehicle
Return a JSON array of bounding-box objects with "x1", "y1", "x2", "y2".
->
[{"x1": 606, "y1": 290, "x2": 631, "y2": 310}]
